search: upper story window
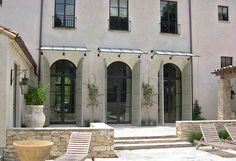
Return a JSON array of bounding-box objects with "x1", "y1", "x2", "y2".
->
[
  {"x1": 221, "y1": 56, "x2": 232, "y2": 68},
  {"x1": 54, "y1": 0, "x2": 75, "y2": 28},
  {"x1": 109, "y1": 0, "x2": 129, "y2": 31},
  {"x1": 160, "y1": 1, "x2": 178, "y2": 34},
  {"x1": 218, "y1": 6, "x2": 228, "y2": 21}
]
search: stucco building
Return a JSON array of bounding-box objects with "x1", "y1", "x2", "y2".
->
[{"x1": 0, "y1": 0, "x2": 236, "y2": 149}]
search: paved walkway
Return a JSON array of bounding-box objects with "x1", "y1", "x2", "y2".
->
[
  {"x1": 87, "y1": 147, "x2": 236, "y2": 161},
  {"x1": 111, "y1": 124, "x2": 176, "y2": 138}
]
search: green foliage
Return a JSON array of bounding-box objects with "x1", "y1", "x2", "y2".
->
[
  {"x1": 93, "y1": 119, "x2": 101, "y2": 123},
  {"x1": 87, "y1": 83, "x2": 102, "y2": 108},
  {"x1": 141, "y1": 119, "x2": 146, "y2": 126},
  {"x1": 142, "y1": 83, "x2": 156, "y2": 108},
  {"x1": 147, "y1": 118, "x2": 152, "y2": 126},
  {"x1": 83, "y1": 119, "x2": 101, "y2": 127},
  {"x1": 188, "y1": 129, "x2": 230, "y2": 144},
  {"x1": 218, "y1": 129, "x2": 229, "y2": 140},
  {"x1": 84, "y1": 119, "x2": 91, "y2": 127},
  {"x1": 192, "y1": 100, "x2": 205, "y2": 120},
  {"x1": 25, "y1": 85, "x2": 46, "y2": 105},
  {"x1": 141, "y1": 118, "x2": 157, "y2": 126},
  {"x1": 188, "y1": 131, "x2": 203, "y2": 144}
]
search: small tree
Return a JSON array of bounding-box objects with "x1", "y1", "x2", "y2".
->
[
  {"x1": 192, "y1": 100, "x2": 204, "y2": 120},
  {"x1": 142, "y1": 83, "x2": 157, "y2": 118},
  {"x1": 87, "y1": 83, "x2": 103, "y2": 120}
]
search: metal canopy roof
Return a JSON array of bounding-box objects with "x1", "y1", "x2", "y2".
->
[
  {"x1": 40, "y1": 46, "x2": 90, "y2": 52},
  {"x1": 151, "y1": 50, "x2": 199, "y2": 57},
  {"x1": 98, "y1": 47, "x2": 146, "y2": 55}
]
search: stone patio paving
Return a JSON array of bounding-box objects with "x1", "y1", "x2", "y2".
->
[
  {"x1": 86, "y1": 147, "x2": 236, "y2": 161},
  {"x1": 111, "y1": 124, "x2": 176, "y2": 138}
]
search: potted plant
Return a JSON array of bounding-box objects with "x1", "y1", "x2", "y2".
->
[{"x1": 24, "y1": 85, "x2": 46, "y2": 127}]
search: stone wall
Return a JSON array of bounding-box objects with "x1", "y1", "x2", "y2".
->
[
  {"x1": 176, "y1": 120, "x2": 236, "y2": 139},
  {"x1": 3, "y1": 123, "x2": 116, "y2": 161},
  {"x1": 217, "y1": 79, "x2": 232, "y2": 120}
]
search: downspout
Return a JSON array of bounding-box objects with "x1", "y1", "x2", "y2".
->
[
  {"x1": 189, "y1": 0, "x2": 194, "y2": 117},
  {"x1": 38, "y1": 0, "x2": 44, "y2": 84}
]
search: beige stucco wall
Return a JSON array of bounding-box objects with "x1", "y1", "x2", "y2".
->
[
  {"x1": 191, "y1": 0, "x2": 236, "y2": 119},
  {"x1": 0, "y1": 0, "x2": 41, "y2": 63},
  {"x1": 1, "y1": 0, "x2": 235, "y2": 123},
  {"x1": 0, "y1": 34, "x2": 35, "y2": 148}
]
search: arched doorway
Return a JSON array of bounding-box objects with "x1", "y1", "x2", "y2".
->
[
  {"x1": 50, "y1": 60, "x2": 76, "y2": 124},
  {"x1": 107, "y1": 62, "x2": 132, "y2": 124},
  {"x1": 164, "y1": 63, "x2": 182, "y2": 123}
]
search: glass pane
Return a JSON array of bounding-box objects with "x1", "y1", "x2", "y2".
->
[
  {"x1": 120, "y1": 0, "x2": 128, "y2": 8},
  {"x1": 120, "y1": 8, "x2": 128, "y2": 18},
  {"x1": 218, "y1": 6, "x2": 223, "y2": 14},
  {"x1": 110, "y1": 8, "x2": 118, "y2": 16},
  {"x1": 66, "y1": 0, "x2": 74, "y2": 5},
  {"x1": 55, "y1": 4, "x2": 64, "y2": 15},
  {"x1": 65, "y1": 5, "x2": 75, "y2": 15},
  {"x1": 110, "y1": 0, "x2": 118, "y2": 7},
  {"x1": 56, "y1": 0, "x2": 64, "y2": 4},
  {"x1": 160, "y1": 1, "x2": 168, "y2": 11},
  {"x1": 226, "y1": 57, "x2": 232, "y2": 66},
  {"x1": 223, "y1": 7, "x2": 228, "y2": 14}
]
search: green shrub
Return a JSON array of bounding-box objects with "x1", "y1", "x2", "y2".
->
[
  {"x1": 84, "y1": 119, "x2": 91, "y2": 127},
  {"x1": 192, "y1": 100, "x2": 205, "y2": 120},
  {"x1": 188, "y1": 131, "x2": 202, "y2": 144},
  {"x1": 218, "y1": 129, "x2": 229, "y2": 140},
  {"x1": 141, "y1": 119, "x2": 146, "y2": 126},
  {"x1": 93, "y1": 119, "x2": 100, "y2": 123},
  {"x1": 147, "y1": 118, "x2": 152, "y2": 126},
  {"x1": 152, "y1": 120, "x2": 157, "y2": 126},
  {"x1": 25, "y1": 85, "x2": 46, "y2": 105},
  {"x1": 188, "y1": 129, "x2": 229, "y2": 144}
]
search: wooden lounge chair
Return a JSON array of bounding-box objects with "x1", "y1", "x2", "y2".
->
[
  {"x1": 224, "y1": 125, "x2": 236, "y2": 143},
  {"x1": 194, "y1": 124, "x2": 236, "y2": 150},
  {"x1": 55, "y1": 132, "x2": 94, "y2": 161}
]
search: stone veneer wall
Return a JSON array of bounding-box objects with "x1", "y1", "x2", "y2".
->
[
  {"x1": 176, "y1": 120, "x2": 236, "y2": 139},
  {"x1": 3, "y1": 123, "x2": 116, "y2": 161}
]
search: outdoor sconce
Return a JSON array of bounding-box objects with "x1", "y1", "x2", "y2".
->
[
  {"x1": 10, "y1": 69, "x2": 29, "y2": 95},
  {"x1": 231, "y1": 89, "x2": 236, "y2": 100}
]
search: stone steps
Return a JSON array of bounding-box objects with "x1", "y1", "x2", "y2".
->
[
  {"x1": 114, "y1": 136, "x2": 192, "y2": 150},
  {"x1": 115, "y1": 137, "x2": 183, "y2": 144}
]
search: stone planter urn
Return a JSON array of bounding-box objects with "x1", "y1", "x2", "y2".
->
[
  {"x1": 14, "y1": 140, "x2": 53, "y2": 161},
  {"x1": 24, "y1": 105, "x2": 45, "y2": 127},
  {"x1": 24, "y1": 85, "x2": 46, "y2": 128}
]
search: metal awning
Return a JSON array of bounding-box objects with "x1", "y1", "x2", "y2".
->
[
  {"x1": 40, "y1": 46, "x2": 90, "y2": 52},
  {"x1": 151, "y1": 50, "x2": 199, "y2": 57},
  {"x1": 98, "y1": 47, "x2": 146, "y2": 54}
]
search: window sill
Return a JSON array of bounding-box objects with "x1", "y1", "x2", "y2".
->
[
  {"x1": 53, "y1": 26, "x2": 76, "y2": 30},
  {"x1": 159, "y1": 32, "x2": 180, "y2": 36},
  {"x1": 108, "y1": 29, "x2": 131, "y2": 33},
  {"x1": 218, "y1": 20, "x2": 230, "y2": 23}
]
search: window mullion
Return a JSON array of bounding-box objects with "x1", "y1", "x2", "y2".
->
[{"x1": 118, "y1": 0, "x2": 120, "y2": 29}]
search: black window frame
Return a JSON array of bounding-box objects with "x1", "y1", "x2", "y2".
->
[
  {"x1": 218, "y1": 5, "x2": 229, "y2": 21},
  {"x1": 109, "y1": 0, "x2": 129, "y2": 31},
  {"x1": 160, "y1": 0, "x2": 178, "y2": 34},
  {"x1": 0, "y1": 0, "x2": 2, "y2": 5},
  {"x1": 221, "y1": 56, "x2": 233, "y2": 68},
  {"x1": 54, "y1": 0, "x2": 76, "y2": 28}
]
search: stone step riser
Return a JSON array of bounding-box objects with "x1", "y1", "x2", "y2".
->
[
  {"x1": 115, "y1": 139, "x2": 183, "y2": 144},
  {"x1": 115, "y1": 135, "x2": 176, "y2": 140},
  {"x1": 114, "y1": 143, "x2": 192, "y2": 150}
]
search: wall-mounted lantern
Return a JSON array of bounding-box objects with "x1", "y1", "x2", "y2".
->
[
  {"x1": 10, "y1": 69, "x2": 29, "y2": 95},
  {"x1": 231, "y1": 89, "x2": 235, "y2": 100}
]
